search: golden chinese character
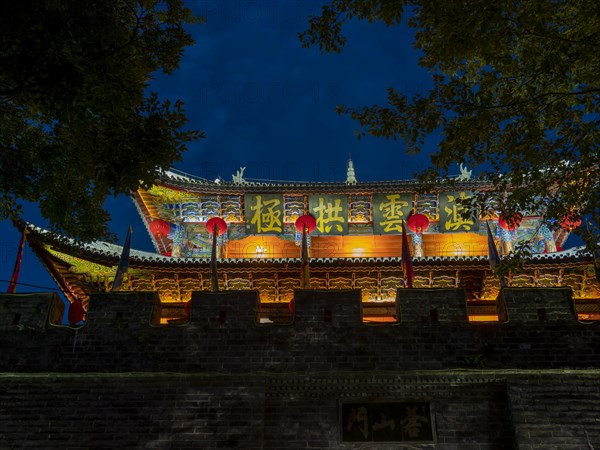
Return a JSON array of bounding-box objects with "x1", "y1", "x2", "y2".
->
[
  {"x1": 400, "y1": 406, "x2": 429, "y2": 438},
  {"x1": 250, "y1": 195, "x2": 282, "y2": 233},
  {"x1": 444, "y1": 191, "x2": 475, "y2": 231},
  {"x1": 373, "y1": 413, "x2": 395, "y2": 432},
  {"x1": 313, "y1": 197, "x2": 344, "y2": 233},
  {"x1": 379, "y1": 194, "x2": 409, "y2": 232},
  {"x1": 346, "y1": 407, "x2": 369, "y2": 439}
]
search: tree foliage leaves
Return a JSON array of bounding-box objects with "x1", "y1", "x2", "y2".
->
[
  {"x1": 0, "y1": 0, "x2": 202, "y2": 240},
  {"x1": 301, "y1": 0, "x2": 599, "y2": 253}
]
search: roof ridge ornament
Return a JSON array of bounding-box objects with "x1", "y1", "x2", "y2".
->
[
  {"x1": 457, "y1": 163, "x2": 472, "y2": 181},
  {"x1": 346, "y1": 158, "x2": 357, "y2": 185},
  {"x1": 232, "y1": 166, "x2": 247, "y2": 184}
]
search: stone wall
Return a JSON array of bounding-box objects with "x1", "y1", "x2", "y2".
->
[
  {"x1": 1, "y1": 288, "x2": 598, "y2": 373},
  {"x1": 1, "y1": 371, "x2": 599, "y2": 449},
  {"x1": 1, "y1": 288, "x2": 600, "y2": 448}
]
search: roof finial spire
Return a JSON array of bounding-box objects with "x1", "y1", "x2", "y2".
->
[{"x1": 346, "y1": 156, "x2": 357, "y2": 185}]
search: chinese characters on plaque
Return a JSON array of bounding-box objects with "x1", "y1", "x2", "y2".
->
[
  {"x1": 309, "y1": 195, "x2": 348, "y2": 235},
  {"x1": 373, "y1": 194, "x2": 413, "y2": 234},
  {"x1": 244, "y1": 194, "x2": 284, "y2": 234},
  {"x1": 439, "y1": 191, "x2": 479, "y2": 232},
  {"x1": 341, "y1": 401, "x2": 434, "y2": 443},
  {"x1": 243, "y1": 193, "x2": 478, "y2": 235}
]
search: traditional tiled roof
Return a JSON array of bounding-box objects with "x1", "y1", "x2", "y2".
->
[
  {"x1": 23, "y1": 222, "x2": 592, "y2": 270},
  {"x1": 158, "y1": 169, "x2": 498, "y2": 194}
]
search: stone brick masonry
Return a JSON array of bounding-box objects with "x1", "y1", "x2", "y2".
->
[{"x1": 1, "y1": 288, "x2": 600, "y2": 449}]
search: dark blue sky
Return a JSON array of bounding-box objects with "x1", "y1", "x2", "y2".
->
[{"x1": 0, "y1": 0, "x2": 443, "y2": 294}]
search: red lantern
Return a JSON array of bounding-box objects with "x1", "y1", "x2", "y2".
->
[
  {"x1": 295, "y1": 214, "x2": 317, "y2": 234},
  {"x1": 149, "y1": 219, "x2": 171, "y2": 238},
  {"x1": 559, "y1": 213, "x2": 582, "y2": 231},
  {"x1": 498, "y1": 214, "x2": 522, "y2": 231},
  {"x1": 407, "y1": 213, "x2": 430, "y2": 233},
  {"x1": 206, "y1": 217, "x2": 227, "y2": 236},
  {"x1": 184, "y1": 300, "x2": 191, "y2": 316}
]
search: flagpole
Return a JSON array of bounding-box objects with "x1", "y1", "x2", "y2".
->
[
  {"x1": 401, "y1": 221, "x2": 413, "y2": 288},
  {"x1": 7, "y1": 228, "x2": 27, "y2": 293},
  {"x1": 210, "y1": 224, "x2": 219, "y2": 292},
  {"x1": 111, "y1": 225, "x2": 132, "y2": 292},
  {"x1": 301, "y1": 224, "x2": 310, "y2": 289},
  {"x1": 486, "y1": 221, "x2": 507, "y2": 288}
]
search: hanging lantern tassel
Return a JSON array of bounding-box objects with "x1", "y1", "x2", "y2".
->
[
  {"x1": 408, "y1": 214, "x2": 428, "y2": 258},
  {"x1": 210, "y1": 225, "x2": 219, "y2": 292},
  {"x1": 295, "y1": 215, "x2": 317, "y2": 289},
  {"x1": 301, "y1": 224, "x2": 309, "y2": 289},
  {"x1": 294, "y1": 229, "x2": 311, "y2": 248},
  {"x1": 412, "y1": 232, "x2": 424, "y2": 258}
]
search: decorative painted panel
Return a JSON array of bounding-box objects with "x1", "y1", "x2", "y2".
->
[
  {"x1": 253, "y1": 277, "x2": 277, "y2": 302},
  {"x1": 278, "y1": 277, "x2": 300, "y2": 303},
  {"x1": 310, "y1": 277, "x2": 328, "y2": 289},
  {"x1": 283, "y1": 195, "x2": 305, "y2": 223},
  {"x1": 563, "y1": 273, "x2": 584, "y2": 297},
  {"x1": 330, "y1": 277, "x2": 353, "y2": 289},
  {"x1": 415, "y1": 193, "x2": 438, "y2": 220},
  {"x1": 199, "y1": 195, "x2": 220, "y2": 221},
  {"x1": 381, "y1": 276, "x2": 403, "y2": 299},
  {"x1": 221, "y1": 195, "x2": 242, "y2": 222},
  {"x1": 510, "y1": 274, "x2": 535, "y2": 287},
  {"x1": 412, "y1": 275, "x2": 431, "y2": 288},
  {"x1": 355, "y1": 277, "x2": 378, "y2": 302},
  {"x1": 349, "y1": 195, "x2": 372, "y2": 223},
  {"x1": 226, "y1": 277, "x2": 251, "y2": 290},
  {"x1": 431, "y1": 275, "x2": 457, "y2": 288}
]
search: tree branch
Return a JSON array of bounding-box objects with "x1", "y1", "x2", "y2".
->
[{"x1": 482, "y1": 88, "x2": 600, "y2": 110}]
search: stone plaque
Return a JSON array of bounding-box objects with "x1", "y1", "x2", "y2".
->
[{"x1": 341, "y1": 401, "x2": 434, "y2": 443}]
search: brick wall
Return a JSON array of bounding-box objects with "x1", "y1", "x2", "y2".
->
[
  {"x1": 0, "y1": 292, "x2": 61, "y2": 331},
  {"x1": 497, "y1": 288, "x2": 578, "y2": 322},
  {"x1": 2, "y1": 371, "x2": 599, "y2": 448},
  {"x1": 3, "y1": 288, "x2": 599, "y2": 373},
  {"x1": 508, "y1": 373, "x2": 600, "y2": 449},
  {"x1": 2, "y1": 289, "x2": 600, "y2": 448},
  {"x1": 398, "y1": 288, "x2": 468, "y2": 322}
]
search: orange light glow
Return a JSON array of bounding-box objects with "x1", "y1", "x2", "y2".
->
[
  {"x1": 225, "y1": 236, "x2": 300, "y2": 259},
  {"x1": 468, "y1": 315, "x2": 500, "y2": 322},
  {"x1": 362, "y1": 316, "x2": 398, "y2": 323},
  {"x1": 578, "y1": 313, "x2": 600, "y2": 321},
  {"x1": 224, "y1": 232, "x2": 491, "y2": 259}
]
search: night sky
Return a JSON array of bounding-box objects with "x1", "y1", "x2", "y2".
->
[{"x1": 0, "y1": 1, "x2": 468, "y2": 295}]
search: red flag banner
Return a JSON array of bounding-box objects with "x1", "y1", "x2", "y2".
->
[
  {"x1": 68, "y1": 298, "x2": 85, "y2": 325},
  {"x1": 7, "y1": 228, "x2": 27, "y2": 293},
  {"x1": 401, "y1": 222, "x2": 414, "y2": 288}
]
